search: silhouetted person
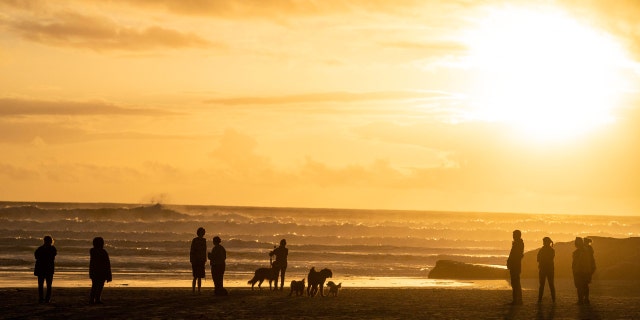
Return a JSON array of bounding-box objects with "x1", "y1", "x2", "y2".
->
[
  {"x1": 507, "y1": 230, "x2": 524, "y2": 305},
  {"x1": 34, "y1": 235, "x2": 57, "y2": 303},
  {"x1": 537, "y1": 237, "x2": 555, "y2": 303},
  {"x1": 90, "y1": 237, "x2": 112, "y2": 304},
  {"x1": 572, "y1": 237, "x2": 593, "y2": 305},
  {"x1": 269, "y1": 239, "x2": 288, "y2": 291},
  {"x1": 584, "y1": 237, "x2": 596, "y2": 284},
  {"x1": 190, "y1": 227, "x2": 207, "y2": 294},
  {"x1": 208, "y1": 236, "x2": 227, "y2": 296}
]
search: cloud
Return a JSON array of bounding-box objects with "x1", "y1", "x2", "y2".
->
[
  {"x1": 204, "y1": 91, "x2": 454, "y2": 106},
  {"x1": 0, "y1": 163, "x2": 40, "y2": 180},
  {"x1": 558, "y1": 0, "x2": 640, "y2": 58},
  {"x1": 380, "y1": 40, "x2": 468, "y2": 54},
  {"x1": 3, "y1": 11, "x2": 213, "y2": 51},
  {"x1": 89, "y1": 0, "x2": 449, "y2": 18},
  {"x1": 0, "y1": 98, "x2": 176, "y2": 116},
  {"x1": 207, "y1": 128, "x2": 462, "y2": 190}
]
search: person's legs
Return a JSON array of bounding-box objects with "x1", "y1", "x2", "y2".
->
[
  {"x1": 538, "y1": 270, "x2": 546, "y2": 302},
  {"x1": 212, "y1": 265, "x2": 226, "y2": 295},
  {"x1": 272, "y1": 267, "x2": 281, "y2": 290},
  {"x1": 90, "y1": 279, "x2": 98, "y2": 303},
  {"x1": 192, "y1": 277, "x2": 197, "y2": 293},
  {"x1": 279, "y1": 266, "x2": 287, "y2": 291},
  {"x1": 548, "y1": 271, "x2": 556, "y2": 302},
  {"x1": 197, "y1": 277, "x2": 202, "y2": 293},
  {"x1": 95, "y1": 280, "x2": 105, "y2": 303},
  {"x1": 90, "y1": 279, "x2": 105, "y2": 303},
  {"x1": 37, "y1": 276, "x2": 45, "y2": 302},
  {"x1": 45, "y1": 275, "x2": 53, "y2": 302},
  {"x1": 574, "y1": 274, "x2": 584, "y2": 304},
  {"x1": 510, "y1": 269, "x2": 522, "y2": 304},
  {"x1": 583, "y1": 279, "x2": 590, "y2": 304}
]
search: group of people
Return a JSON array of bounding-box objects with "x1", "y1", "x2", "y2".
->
[
  {"x1": 189, "y1": 227, "x2": 228, "y2": 296},
  {"x1": 34, "y1": 236, "x2": 112, "y2": 304},
  {"x1": 189, "y1": 227, "x2": 290, "y2": 295},
  {"x1": 507, "y1": 230, "x2": 596, "y2": 306},
  {"x1": 35, "y1": 228, "x2": 596, "y2": 305}
]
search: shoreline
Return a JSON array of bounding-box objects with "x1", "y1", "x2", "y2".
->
[{"x1": 3, "y1": 284, "x2": 640, "y2": 319}]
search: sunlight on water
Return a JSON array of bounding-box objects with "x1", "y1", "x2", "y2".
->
[{"x1": 0, "y1": 271, "x2": 509, "y2": 290}]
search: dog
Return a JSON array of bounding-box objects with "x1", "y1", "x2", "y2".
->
[
  {"x1": 289, "y1": 278, "x2": 305, "y2": 296},
  {"x1": 326, "y1": 281, "x2": 342, "y2": 297},
  {"x1": 306, "y1": 267, "x2": 332, "y2": 297},
  {"x1": 247, "y1": 267, "x2": 278, "y2": 290}
]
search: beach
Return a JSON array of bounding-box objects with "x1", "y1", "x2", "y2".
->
[{"x1": 2, "y1": 281, "x2": 640, "y2": 319}]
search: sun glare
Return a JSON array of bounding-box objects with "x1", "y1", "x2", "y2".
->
[{"x1": 464, "y1": 7, "x2": 632, "y2": 141}]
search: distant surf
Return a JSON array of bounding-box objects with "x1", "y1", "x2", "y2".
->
[{"x1": 1, "y1": 202, "x2": 638, "y2": 287}]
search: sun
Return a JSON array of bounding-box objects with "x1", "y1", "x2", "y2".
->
[{"x1": 463, "y1": 6, "x2": 632, "y2": 141}]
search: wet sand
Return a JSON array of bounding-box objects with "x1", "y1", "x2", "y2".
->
[{"x1": 2, "y1": 282, "x2": 640, "y2": 319}]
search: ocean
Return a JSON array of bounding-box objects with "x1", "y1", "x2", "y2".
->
[{"x1": 1, "y1": 202, "x2": 638, "y2": 289}]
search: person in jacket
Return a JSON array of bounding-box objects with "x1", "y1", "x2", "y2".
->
[
  {"x1": 537, "y1": 237, "x2": 556, "y2": 303},
  {"x1": 190, "y1": 227, "x2": 207, "y2": 294},
  {"x1": 209, "y1": 236, "x2": 227, "y2": 296},
  {"x1": 89, "y1": 237, "x2": 112, "y2": 304},
  {"x1": 507, "y1": 230, "x2": 524, "y2": 305},
  {"x1": 34, "y1": 235, "x2": 57, "y2": 303}
]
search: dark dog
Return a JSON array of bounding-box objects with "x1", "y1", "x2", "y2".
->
[
  {"x1": 326, "y1": 281, "x2": 342, "y2": 297},
  {"x1": 307, "y1": 267, "x2": 332, "y2": 297},
  {"x1": 248, "y1": 267, "x2": 277, "y2": 290},
  {"x1": 289, "y1": 278, "x2": 305, "y2": 296}
]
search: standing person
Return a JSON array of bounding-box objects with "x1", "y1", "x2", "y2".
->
[
  {"x1": 584, "y1": 238, "x2": 596, "y2": 283},
  {"x1": 89, "y1": 237, "x2": 112, "y2": 304},
  {"x1": 507, "y1": 230, "x2": 524, "y2": 305},
  {"x1": 269, "y1": 239, "x2": 288, "y2": 291},
  {"x1": 208, "y1": 236, "x2": 227, "y2": 296},
  {"x1": 572, "y1": 237, "x2": 593, "y2": 305},
  {"x1": 190, "y1": 227, "x2": 207, "y2": 294},
  {"x1": 537, "y1": 237, "x2": 556, "y2": 303},
  {"x1": 34, "y1": 235, "x2": 57, "y2": 303}
]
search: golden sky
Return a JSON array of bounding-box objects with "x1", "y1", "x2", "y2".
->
[{"x1": 1, "y1": 0, "x2": 639, "y2": 215}]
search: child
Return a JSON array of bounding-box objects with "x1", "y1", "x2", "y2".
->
[
  {"x1": 190, "y1": 227, "x2": 207, "y2": 293},
  {"x1": 89, "y1": 237, "x2": 112, "y2": 304}
]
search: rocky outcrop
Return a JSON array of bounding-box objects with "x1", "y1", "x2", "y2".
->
[
  {"x1": 428, "y1": 260, "x2": 508, "y2": 279},
  {"x1": 429, "y1": 237, "x2": 640, "y2": 281}
]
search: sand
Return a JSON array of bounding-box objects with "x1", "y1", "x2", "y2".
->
[{"x1": 2, "y1": 282, "x2": 639, "y2": 319}]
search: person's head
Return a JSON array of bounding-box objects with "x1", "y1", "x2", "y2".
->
[
  {"x1": 584, "y1": 238, "x2": 592, "y2": 246},
  {"x1": 280, "y1": 239, "x2": 286, "y2": 247},
  {"x1": 197, "y1": 227, "x2": 205, "y2": 238},
  {"x1": 213, "y1": 236, "x2": 221, "y2": 245},
  {"x1": 43, "y1": 235, "x2": 54, "y2": 246},
  {"x1": 512, "y1": 230, "x2": 521, "y2": 240},
  {"x1": 93, "y1": 237, "x2": 105, "y2": 249},
  {"x1": 574, "y1": 237, "x2": 584, "y2": 248},
  {"x1": 542, "y1": 237, "x2": 553, "y2": 247}
]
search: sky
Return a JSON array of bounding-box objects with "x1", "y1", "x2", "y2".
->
[{"x1": 1, "y1": 0, "x2": 639, "y2": 215}]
